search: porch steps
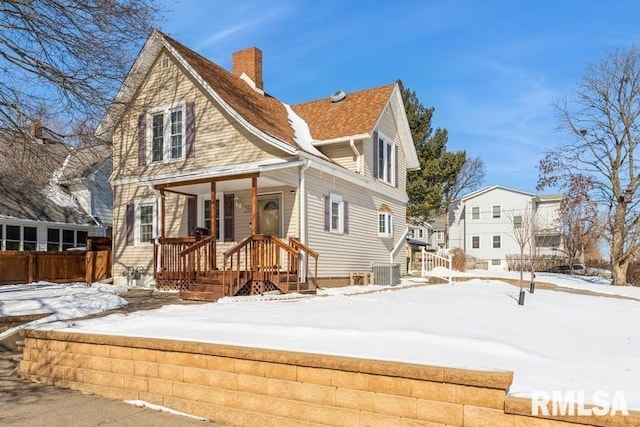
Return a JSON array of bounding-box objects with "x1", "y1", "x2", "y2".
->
[{"x1": 180, "y1": 283, "x2": 224, "y2": 302}]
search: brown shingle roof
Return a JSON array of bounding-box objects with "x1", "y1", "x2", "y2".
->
[
  {"x1": 162, "y1": 32, "x2": 395, "y2": 148},
  {"x1": 162, "y1": 33, "x2": 299, "y2": 149},
  {"x1": 292, "y1": 84, "x2": 395, "y2": 141}
]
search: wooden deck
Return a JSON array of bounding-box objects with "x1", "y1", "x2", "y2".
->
[{"x1": 154, "y1": 234, "x2": 318, "y2": 301}]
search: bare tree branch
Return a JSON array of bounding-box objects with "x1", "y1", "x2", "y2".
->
[
  {"x1": 0, "y1": 0, "x2": 160, "y2": 169},
  {"x1": 538, "y1": 46, "x2": 640, "y2": 285}
]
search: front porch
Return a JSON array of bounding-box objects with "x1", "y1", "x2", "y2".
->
[
  {"x1": 154, "y1": 233, "x2": 317, "y2": 301},
  {"x1": 150, "y1": 171, "x2": 318, "y2": 301}
]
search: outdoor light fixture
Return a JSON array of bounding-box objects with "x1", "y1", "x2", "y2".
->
[{"x1": 234, "y1": 196, "x2": 241, "y2": 208}]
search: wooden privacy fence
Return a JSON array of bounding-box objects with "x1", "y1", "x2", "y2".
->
[{"x1": 0, "y1": 250, "x2": 112, "y2": 285}]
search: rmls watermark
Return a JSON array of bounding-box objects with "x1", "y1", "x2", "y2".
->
[{"x1": 531, "y1": 390, "x2": 629, "y2": 416}]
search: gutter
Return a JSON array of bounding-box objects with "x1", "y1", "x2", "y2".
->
[{"x1": 312, "y1": 133, "x2": 369, "y2": 146}]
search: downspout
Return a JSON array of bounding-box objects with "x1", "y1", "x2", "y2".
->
[
  {"x1": 390, "y1": 226, "x2": 409, "y2": 264},
  {"x1": 299, "y1": 159, "x2": 311, "y2": 246},
  {"x1": 299, "y1": 159, "x2": 311, "y2": 280},
  {"x1": 349, "y1": 138, "x2": 361, "y2": 174}
]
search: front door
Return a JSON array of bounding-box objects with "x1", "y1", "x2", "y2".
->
[
  {"x1": 257, "y1": 195, "x2": 281, "y2": 237},
  {"x1": 257, "y1": 194, "x2": 281, "y2": 269}
]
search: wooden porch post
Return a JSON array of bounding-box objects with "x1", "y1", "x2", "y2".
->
[
  {"x1": 251, "y1": 176, "x2": 258, "y2": 235},
  {"x1": 210, "y1": 179, "x2": 217, "y2": 269},
  {"x1": 160, "y1": 189, "x2": 166, "y2": 238}
]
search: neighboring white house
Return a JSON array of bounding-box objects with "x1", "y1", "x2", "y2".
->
[{"x1": 448, "y1": 185, "x2": 562, "y2": 270}]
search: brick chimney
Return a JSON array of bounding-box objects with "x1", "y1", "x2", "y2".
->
[
  {"x1": 29, "y1": 122, "x2": 43, "y2": 139},
  {"x1": 232, "y1": 47, "x2": 263, "y2": 91}
]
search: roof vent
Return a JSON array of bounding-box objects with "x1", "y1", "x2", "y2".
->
[{"x1": 330, "y1": 90, "x2": 346, "y2": 103}]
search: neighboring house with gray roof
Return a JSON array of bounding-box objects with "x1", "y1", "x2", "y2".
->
[{"x1": 0, "y1": 127, "x2": 111, "y2": 251}]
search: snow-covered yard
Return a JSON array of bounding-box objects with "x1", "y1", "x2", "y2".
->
[{"x1": 2, "y1": 273, "x2": 639, "y2": 410}]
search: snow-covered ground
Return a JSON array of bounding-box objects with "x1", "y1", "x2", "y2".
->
[
  {"x1": 0, "y1": 282, "x2": 127, "y2": 340},
  {"x1": 1, "y1": 274, "x2": 639, "y2": 410}
]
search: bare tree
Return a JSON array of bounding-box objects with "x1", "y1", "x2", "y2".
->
[
  {"x1": 0, "y1": 0, "x2": 160, "y2": 162},
  {"x1": 443, "y1": 156, "x2": 485, "y2": 246},
  {"x1": 506, "y1": 203, "x2": 539, "y2": 304},
  {"x1": 557, "y1": 182, "x2": 601, "y2": 273},
  {"x1": 538, "y1": 46, "x2": 640, "y2": 285}
]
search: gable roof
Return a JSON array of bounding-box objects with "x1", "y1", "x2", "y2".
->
[
  {"x1": 292, "y1": 84, "x2": 395, "y2": 141},
  {"x1": 0, "y1": 130, "x2": 97, "y2": 225},
  {"x1": 162, "y1": 34, "x2": 299, "y2": 150},
  {"x1": 459, "y1": 185, "x2": 535, "y2": 202},
  {"x1": 60, "y1": 142, "x2": 112, "y2": 183},
  {"x1": 98, "y1": 30, "x2": 419, "y2": 169}
]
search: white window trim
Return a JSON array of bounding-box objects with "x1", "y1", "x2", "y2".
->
[
  {"x1": 135, "y1": 197, "x2": 157, "y2": 246},
  {"x1": 200, "y1": 194, "x2": 224, "y2": 242},
  {"x1": 377, "y1": 132, "x2": 396, "y2": 186},
  {"x1": 378, "y1": 211, "x2": 393, "y2": 238},
  {"x1": 329, "y1": 193, "x2": 344, "y2": 234},
  {"x1": 492, "y1": 205, "x2": 501, "y2": 218},
  {"x1": 3, "y1": 224, "x2": 37, "y2": 251},
  {"x1": 471, "y1": 236, "x2": 480, "y2": 249},
  {"x1": 471, "y1": 206, "x2": 480, "y2": 220},
  {"x1": 147, "y1": 100, "x2": 186, "y2": 164},
  {"x1": 493, "y1": 235, "x2": 501, "y2": 248}
]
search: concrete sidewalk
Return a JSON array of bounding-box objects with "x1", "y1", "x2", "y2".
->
[
  {"x1": 0, "y1": 356, "x2": 216, "y2": 426},
  {"x1": 0, "y1": 290, "x2": 217, "y2": 426}
]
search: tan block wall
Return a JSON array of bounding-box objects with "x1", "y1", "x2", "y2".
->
[{"x1": 20, "y1": 329, "x2": 637, "y2": 427}]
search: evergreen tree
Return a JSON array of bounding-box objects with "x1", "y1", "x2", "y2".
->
[{"x1": 398, "y1": 80, "x2": 468, "y2": 222}]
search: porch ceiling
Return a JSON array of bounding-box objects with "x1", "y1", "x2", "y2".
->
[{"x1": 163, "y1": 176, "x2": 288, "y2": 196}]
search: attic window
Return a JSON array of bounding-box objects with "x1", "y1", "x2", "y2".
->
[
  {"x1": 330, "y1": 90, "x2": 346, "y2": 103},
  {"x1": 160, "y1": 56, "x2": 170, "y2": 69}
]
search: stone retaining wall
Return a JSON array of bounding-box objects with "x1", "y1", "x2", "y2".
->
[{"x1": 20, "y1": 329, "x2": 639, "y2": 426}]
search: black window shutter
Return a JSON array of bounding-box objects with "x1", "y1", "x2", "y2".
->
[
  {"x1": 224, "y1": 194, "x2": 235, "y2": 241},
  {"x1": 394, "y1": 145, "x2": 399, "y2": 188},
  {"x1": 372, "y1": 130, "x2": 379, "y2": 179},
  {"x1": 185, "y1": 101, "x2": 195, "y2": 158},
  {"x1": 137, "y1": 113, "x2": 146, "y2": 166},
  {"x1": 125, "y1": 203, "x2": 134, "y2": 245},
  {"x1": 187, "y1": 197, "x2": 196, "y2": 235},
  {"x1": 343, "y1": 201, "x2": 349, "y2": 234},
  {"x1": 324, "y1": 195, "x2": 330, "y2": 232}
]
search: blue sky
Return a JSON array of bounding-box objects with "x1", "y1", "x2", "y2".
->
[{"x1": 157, "y1": 0, "x2": 640, "y2": 194}]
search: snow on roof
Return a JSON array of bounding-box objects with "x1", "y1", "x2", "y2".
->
[
  {"x1": 283, "y1": 103, "x2": 328, "y2": 159},
  {"x1": 41, "y1": 153, "x2": 77, "y2": 208}
]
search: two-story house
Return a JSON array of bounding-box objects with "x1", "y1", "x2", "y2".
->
[
  {"x1": 0, "y1": 127, "x2": 110, "y2": 252},
  {"x1": 100, "y1": 30, "x2": 419, "y2": 296},
  {"x1": 448, "y1": 185, "x2": 562, "y2": 270}
]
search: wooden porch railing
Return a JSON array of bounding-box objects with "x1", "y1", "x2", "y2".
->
[
  {"x1": 289, "y1": 237, "x2": 318, "y2": 290},
  {"x1": 178, "y1": 235, "x2": 217, "y2": 284},
  {"x1": 223, "y1": 234, "x2": 300, "y2": 296},
  {"x1": 154, "y1": 234, "x2": 319, "y2": 297},
  {"x1": 154, "y1": 237, "x2": 196, "y2": 281}
]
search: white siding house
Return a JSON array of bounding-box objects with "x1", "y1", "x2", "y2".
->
[{"x1": 448, "y1": 186, "x2": 562, "y2": 270}]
